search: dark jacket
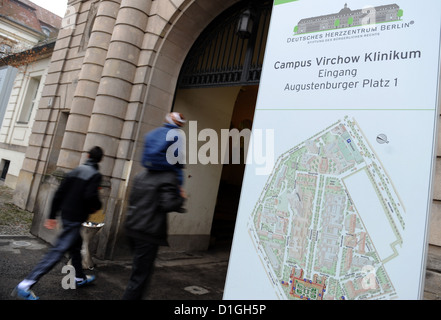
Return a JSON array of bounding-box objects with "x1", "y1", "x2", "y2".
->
[
  {"x1": 124, "y1": 170, "x2": 185, "y2": 245},
  {"x1": 49, "y1": 159, "x2": 102, "y2": 222}
]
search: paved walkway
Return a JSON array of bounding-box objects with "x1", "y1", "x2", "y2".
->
[
  {"x1": 1, "y1": 186, "x2": 441, "y2": 301},
  {"x1": 0, "y1": 234, "x2": 230, "y2": 300}
]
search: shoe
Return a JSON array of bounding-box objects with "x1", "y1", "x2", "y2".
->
[
  {"x1": 76, "y1": 275, "x2": 96, "y2": 288},
  {"x1": 11, "y1": 287, "x2": 39, "y2": 300}
]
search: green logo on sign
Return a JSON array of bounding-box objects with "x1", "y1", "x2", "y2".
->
[
  {"x1": 294, "y1": 3, "x2": 404, "y2": 35},
  {"x1": 274, "y1": 0, "x2": 299, "y2": 5}
]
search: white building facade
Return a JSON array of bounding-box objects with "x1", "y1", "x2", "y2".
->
[{"x1": 0, "y1": 0, "x2": 61, "y2": 188}]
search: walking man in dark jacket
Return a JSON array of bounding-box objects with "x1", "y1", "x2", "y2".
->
[
  {"x1": 12, "y1": 146, "x2": 104, "y2": 300},
  {"x1": 122, "y1": 113, "x2": 187, "y2": 300}
]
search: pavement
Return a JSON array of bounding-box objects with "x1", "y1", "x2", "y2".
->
[
  {"x1": 0, "y1": 234, "x2": 231, "y2": 301},
  {"x1": 1, "y1": 182, "x2": 441, "y2": 306},
  {"x1": 2, "y1": 234, "x2": 437, "y2": 317}
]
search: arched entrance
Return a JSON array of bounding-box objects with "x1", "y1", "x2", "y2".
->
[
  {"x1": 210, "y1": 85, "x2": 258, "y2": 246},
  {"x1": 170, "y1": 0, "x2": 272, "y2": 250}
]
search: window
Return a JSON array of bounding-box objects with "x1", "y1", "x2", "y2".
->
[
  {"x1": 18, "y1": 76, "x2": 41, "y2": 124},
  {"x1": 0, "y1": 159, "x2": 10, "y2": 180},
  {"x1": 41, "y1": 26, "x2": 51, "y2": 37}
]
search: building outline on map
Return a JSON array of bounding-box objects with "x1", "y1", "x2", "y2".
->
[{"x1": 249, "y1": 115, "x2": 405, "y2": 300}]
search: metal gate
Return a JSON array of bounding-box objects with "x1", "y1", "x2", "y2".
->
[{"x1": 178, "y1": 0, "x2": 272, "y2": 89}]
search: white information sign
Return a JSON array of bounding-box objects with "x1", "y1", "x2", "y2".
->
[{"x1": 224, "y1": 0, "x2": 441, "y2": 300}]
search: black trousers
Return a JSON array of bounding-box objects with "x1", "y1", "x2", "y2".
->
[
  {"x1": 122, "y1": 236, "x2": 159, "y2": 300},
  {"x1": 26, "y1": 219, "x2": 86, "y2": 282}
]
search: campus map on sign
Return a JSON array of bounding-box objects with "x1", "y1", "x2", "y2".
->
[
  {"x1": 224, "y1": 0, "x2": 441, "y2": 300},
  {"x1": 249, "y1": 116, "x2": 403, "y2": 300}
]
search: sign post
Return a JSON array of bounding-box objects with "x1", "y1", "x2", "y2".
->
[{"x1": 224, "y1": 0, "x2": 441, "y2": 300}]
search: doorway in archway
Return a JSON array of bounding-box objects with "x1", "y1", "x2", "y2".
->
[
  {"x1": 168, "y1": 0, "x2": 271, "y2": 251},
  {"x1": 171, "y1": 84, "x2": 257, "y2": 250},
  {"x1": 210, "y1": 85, "x2": 258, "y2": 247}
]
